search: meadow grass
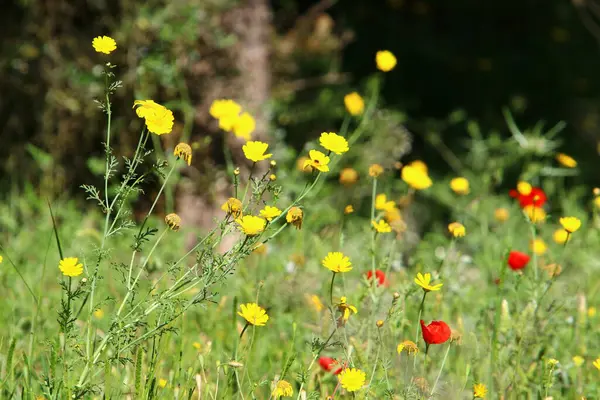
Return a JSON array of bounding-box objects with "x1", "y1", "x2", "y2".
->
[{"x1": 0, "y1": 37, "x2": 599, "y2": 400}]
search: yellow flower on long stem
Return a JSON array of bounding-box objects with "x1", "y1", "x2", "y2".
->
[
  {"x1": 530, "y1": 238, "x2": 547, "y2": 255},
  {"x1": 368, "y1": 164, "x2": 384, "y2": 177},
  {"x1": 165, "y1": 213, "x2": 182, "y2": 231},
  {"x1": 414, "y1": 272, "x2": 443, "y2": 292},
  {"x1": 594, "y1": 358, "x2": 600, "y2": 370},
  {"x1": 322, "y1": 252, "x2": 352, "y2": 273},
  {"x1": 338, "y1": 367, "x2": 366, "y2": 392},
  {"x1": 303, "y1": 150, "x2": 330, "y2": 172},
  {"x1": 450, "y1": 177, "x2": 470, "y2": 195},
  {"x1": 242, "y1": 141, "x2": 272, "y2": 162},
  {"x1": 210, "y1": 99, "x2": 241, "y2": 120},
  {"x1": 236, "y1": 215, "x2": 266, "y2": 236},
  {"x1": 59, "y1": 257, "x2": 84, "y2": 277},
  {"x1": 560, "y1": 216, "x2": 581, "y2": 233},
  {"x1": 397, "y1": 340, "x2": 419, "y2": 355},
  {"x1": 238, "y1": 303, "x2": 269, "y2": 326},
  {"x1": 553, "y1": 229, "x2": 570, "y2": 244},
  {"x1": 319, "y1": 132, "x2": 349, "y2": 155},
  {"x1": 523, "y1": 205, "x2": 546, "y2": 224},
  {"x1": 232, "y1": 112, "x2": 255, "y2": 141},
  {"x1": 221, "y1": 198, "x2": 243, "y2": 218},
  {"x1": 494, "y1": 208, "x2": 509, "y2": 222},
  {"x1": 92, "y1": 36, "x2": 117, "y2": 54},
  {"x1": 344, "y1": 92, "x2": 365, "y2": 116}
]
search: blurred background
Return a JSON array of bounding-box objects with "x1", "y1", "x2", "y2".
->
[{"x1": 1, "y1": 0, "x2": 599, "y2": 212}]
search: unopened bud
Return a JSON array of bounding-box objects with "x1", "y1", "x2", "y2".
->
[
  {"x1": 234, "y1": 168, "x2": 240, "y2": 176},
  {"x1": 376, "y1": 320, "x2": 384, "y2": 328}
]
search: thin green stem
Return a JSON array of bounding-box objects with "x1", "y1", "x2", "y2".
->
[{"x1": 431, "y1": 344, "x2": 452, "y2": 397}]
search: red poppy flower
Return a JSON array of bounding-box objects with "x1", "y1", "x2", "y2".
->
[
  {"x1": 420, "y1": 320, "x2": 451, "y2": 345},
  {"x1": 508, "y1": 250, "x2": 530, "y2": 270},
  {"x1": 318, "y1": 357, "x2": 342, "y2": 374},
  {"x1": 510, "y1": 187, "x2": 547, "y2": 208},
  {"x1": 366, "y1": 269, "x2": 386, "y2": 286}
]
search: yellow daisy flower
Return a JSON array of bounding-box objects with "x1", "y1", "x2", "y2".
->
[
  {"x1": 414, "y1": 272, "x2": 443, "y2": 292},
  {"x1": 560, "y1": 216, "x2": 581, "y2": 233},
  {"x1": 473, "y1": 383, "x2": 487, "y2": 398},
  {"x1": 286, "y1": 207, "x2": 303, "y2": 229},
  {"x1": 236, "y1": 215, "x2": 266, "y2": 236},
  {"x1": 319, "y1": 132, "x2": 349, "y2": 155},
  {"x1": 448, "y1": 222, "x2": 466, "y2": 238},
  {"x1": 338, "y1": 367, "x2": 366, "y2": 392},
  {"x1": 450, "y1": 177, "x2": 470, "y2": 195},
  {"x1": 174, "y1": 142, "x2": 193, "y2": 166},
  {"x1": 238, "y1": 302, "x2": 269, "y2": 326},
  {"x1": 221, "y1": 198, "x2": 243, "y2": 218},
  {"x1": 556, "y1": 153, "x2": 577, "y2": 168},
  {"x1": 242, "y1": 141, "x2": 272, "y2": 162},
  {"x1": 259, "y1": 206, "x2": 282, "y2": 221},
  {"x1": 133, "y1": 100, "x2": 174, "y2": 135},
  {"x1": 401, "y1": 165, "x2": 432, "y2": 190},
  {"x1": 372, "y1": 219, "x2": 392, "y2": 233},
  {"x1": 303, "y1": 150, "x2": 330, "y2": 172},
  {"x1": 232, "y1": 112, "x2": 255, "y2": 141},
  {"x1": 322, "y1": 252, "x2": 352, "y2": 273},
  {"x1": 368, "y1": 164, "x2": 384, "y2": 177},
  {"x1": 339, "y1": 167, "x2": 359, "y2": 186},
  {"x1": 59, "y1": 257, "x2": 84, "y2": 277},
  {"x1": 494, "y1": 208, "x2": 509, "y2": 222},
  {"x1": 375, "y1": 194, "x2": 396, "y2": 212},
  {"x1": 530, "y1": 238, "x2": 547, "y2": 255},
  {"x1": 164, "y1": 213, "x2": 182, "y2": 231},
  {"x1": 397, "y1": 340, "x2": 419, "y2": 355},
  {"x1": 92, "y1": 36, "x2": 117, "y2": 54},
  {"x1": 272, "y1": 380, "x2": 293, "y2": 398},
  {"x1": 523, "y1": 205, "x2": 546, "y2": 224}
]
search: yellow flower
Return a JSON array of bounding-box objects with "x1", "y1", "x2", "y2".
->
[
  {"x1": 547, "y1": 358, "x2": 559, "y2": 366},
  {"x1": 414, "y1": 272, "x2": 443, "y2": 292},
  {"x1": 401, "y1": 165, "x2": 432, "y2": 190},
  {"x1": 272, "y1": 380, "x2": 293, "y2": 398},
  {"x1": 232, "y1": 112, "x2": 255, "y2": 141},
  {"x1": 560, "y1": 216, "x2": 581, "y2": 233},
  {"x1": 297, "y1": 156, "x2": 311, "y2": 173},
  {"x1": 59, "y1": 257, "x2": 84, "y2": 277},
  {"x1": 338, "y1": 367, "x2": 366, "y2": 392},
  {"x1": 473, "y1": 383, "x2": 487, "y2": 398},
  {"x1": 375, "y1": 50, "x2": 397, "y2": 72},
  {"x1": 93, "y1": 309, "x2": 104, "y2": 319},
  {"x1": 221, "y1": 198, "x2": 243, "y2": 218},
  {"x1": 589, "y1": 307, "x2": 597, "y2": 318},
  {"x1": 193, "y1": 342, "x2": 202, "y2": 351},
  {"x1": 523, "y1": 205, "x2": 546, "y2": 224},
  {"x1": 309, "y1": 294, "x2": 324, "y2": 312},
  {"x1": 530, "y1": 238, "x2": 547, "y2": 255},
  {"x1": 303, "y1": 150, "x2": 330, "y2": 172},
  {"x1": 286, "y1": 207, "x2": 303, "y2": 229},
  {"x1": 92, "y1": 36, "x2": 117, "y2": 54},
  {"x1": 236, "y1": 215, "x2": 266, "y2": 236},
  {"x1": 238, "y1": 302, "x2": 269, "y2": 326},
  {"x1": 372, "y1": 219, "x2": 392, "y2": 233},
  {"x1": 368, "y1": 164, "x2": 384, "y2": 177},
  {"x1": 450, "y1": 177, "x2": 470, "y2": 195},
  {"x1": 448, "y1": 222, "x2": 466, "y2": 238},
  {"x1": 0, "y1": 255, "x2": 3, "y2": 264},
  {"x1": 344, "y1": 205, "x2": 354, "y2": 214},
  {"x1": 344, "y1": 92, "x2": 365, "y2": 116},
  {"x1": 165, "y1": 213, "x2": 182, "y2": 231},
  {"x1": 243, "y1": 141, "x2": 272, "y2": 162},
  {"x1": 397, "y1": 340, "x2": 419, "y2": 355},
  {"x1": 319, "y1": 132, "x2": 349, "y2": 155},
  {"x1": 375, "y1": 194, "x2": 396, "y2": 212},
  {"x1": 322, "y1": 252, "x2": 352, "y2": 273},
  {"x1": 595, "y1": 196, "x2": 600, "y2": 209},
  {"x1": 259, "y1": 206, "x2": 282, "y2": 221},
  {"x1": 158, "y1": 378, "x2": 168, "y2": 388},
  {"x1": 269, "y1": 174, "x2": 276, "y2": 181},
  {"x1": 174, "y1": 143, "x2": 193, "y2": 166},
  {"x1": 337, "y1": 296, "x2": 358, "y2": 322},
  {"x1": 553, "y1": 229, "x2": 569, "y2": 244},
  {"x1": 339, "y1": 167, "x2": 359, "y2": 186},
  {"x1": 409, "y1": 160, "x2": 428, "y2": 173},
  {"x1": 133, "y1": 100, "x2": 175, "y2": 135},
  {"x1": 573, "y1": 356, "x2": 584, "y2": 367},
  {"x1": 517, "y1": 181, "x2": 532, "y2": 196},
  {"x1": 494, "y1": 208, "x2": 509, "y2": 222},
  {"x1": 209, "y1": 99, "x2": 241, "y2": 120},
  {"x1": 594, "y1": 358, "x2": 600, "y2": 371},
  {"x1": 556, "y1": 153, "x2": 577, "y2": 168}
]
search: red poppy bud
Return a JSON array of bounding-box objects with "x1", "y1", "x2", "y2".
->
[
  {"x1": 366, "y1": 269, "x2": 386, "y2": 286},
  {"x1": 420, "y1": 320, "x2": 451, "y2": 345},
  {"x1": 508, "y1": 250, "x2": 530, "y2": 270},
  {"x1": 318, "y1": 357, "x2": 342, "y2": 374}
]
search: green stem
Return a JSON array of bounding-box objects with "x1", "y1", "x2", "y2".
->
[
  {"x1": 430, "y1": 344, "x2": 452, "y2": 396},
  {"x1": 329, "y1": 272, "x2": 337, "y2": 307}
]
